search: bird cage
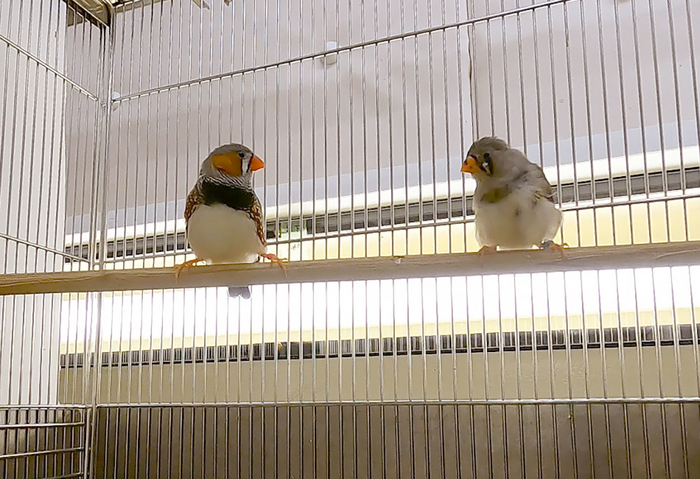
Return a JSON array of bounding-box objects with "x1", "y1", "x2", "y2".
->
[{"x1": 1, "y1": 0, "x2": 699, "y2": 477}]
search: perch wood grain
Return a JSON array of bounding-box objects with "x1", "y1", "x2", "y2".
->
[{"x1": 1, "y1": 242, "x2": 700, "y2": 295}]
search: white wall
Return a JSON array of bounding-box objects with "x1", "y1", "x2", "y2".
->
[
  {"x1": 469, "y1": 0, "x2": 699, "y2": 168},
  {"x1": 62, "y1": 0, "x2": 700, "y2": 236},
  {"x1": 66, "y1": 0, "x2": 473, "y2": 233},
  {"x1": 0, "y1": 0, "x2": 68, "y2": 405}
]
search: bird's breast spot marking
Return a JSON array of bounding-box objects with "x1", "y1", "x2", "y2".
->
[{"x1": 514, "y1": 207, "x2": 521, "y2": 217}]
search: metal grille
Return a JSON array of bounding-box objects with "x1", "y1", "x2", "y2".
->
[
  {"x1": 0, "y1": 406, "x2": 87, "y2": 479},
  {"x1": 1, "y1": 0, "x2": 699, "y2": 477}
]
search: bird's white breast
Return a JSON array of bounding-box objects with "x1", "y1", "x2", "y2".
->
[
  {"x1": 474, "y1": 186, "x2": 562, "y2": 249},
  {"x1": 187, "y1": 204, "x2": 265, "y2": 264}
]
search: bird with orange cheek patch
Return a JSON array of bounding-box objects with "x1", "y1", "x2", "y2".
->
[
  {"x1": 462, "y1": 137, "x2": 565, "y2": 256},
  {"x1": 175, "y1": 143, "x2": 286, "y2": 298}
]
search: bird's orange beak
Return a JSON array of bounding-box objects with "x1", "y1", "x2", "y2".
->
[
  {"x1": 461, "y1": 155, "x2": 480, "y2": 174},
  {"x1": 249, "y1": 154, "x2": 265, "y2": 172}
]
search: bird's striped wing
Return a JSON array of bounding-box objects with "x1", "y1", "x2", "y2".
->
[
  {"x1": 184, "y1": 181, "x2": 204, "y2": 234},
  {"x1": 248, "y1": 196, "x2": 267, "y2": 247}
]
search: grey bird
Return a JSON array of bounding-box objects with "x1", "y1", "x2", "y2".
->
[{"x1": 461, "y1": 136, "x2": 565, "y2": 255}]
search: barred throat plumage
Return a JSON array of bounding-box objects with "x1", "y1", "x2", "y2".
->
[{"x1": 185, "y1": 175, "x2": 266, "y2": 246}]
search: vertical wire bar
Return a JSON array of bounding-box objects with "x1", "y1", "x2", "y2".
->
[
  {"x1": 613, "y1": 270, "x2": 634, "y2": 478},
  {"x1": 544, "y1": 273, "x2": 561, "y2": 479},
  {"x1": 0, "y1": 6, "x2": 17, "y2": 376},
  {"x1": 132, "y1": 4, "x2": 148, "y2": 475},
  {"x1": 359, "y1": 0, "x2": 373, "y2": 459},
  {"x1": 545, "y1": 7, "x2": 565, "y2": 248},
  {"x1": 119, "y1": 19, "x2": 137, "y2": 475},
  {"x1": 237, "y1": 288, "x2": 243, "y2": 479},
  {"x1": 646, "y1": 0, "x2": 672, "y2": 243},
  {"x1": 194, "y1": 7, "x2": 206, "y2": 474},
  {"x1": 260, "y1": 0, "x2": 278, "y2": 472},
  {"x1": 175, "y1": 3, "x2": 186, "y2": 477},
  {"x1": 249, "y1": 0, "x2": 266, "y2": 473},
  {"x1": 515, "y1": 2, "x2": 526, "y2": 158},
  {"x1": 668, "y1": 268, "x2": 690, "y2": 479},
  {"x1": 143, "y1": 3, "x2": 158, "y2": 476},
  {"x1": 591, "y1": 0, "x2": 615, "y2": 248},
  {"x1": 485, "y1": 6, "x2": 495, "y2": 137},
  {"x1": 296, "y1": 3, "x2": 306, "y2": 476},
  {"x1": 500, "y1": 2, "x2": 511, "y2": 144},
  {"x1": 529, "y1": 274, "x2": 544, "y2": 478},
  {"x1": 688, "y1": 267, "x2": 700, "y2": 398},
  {"x1": 391, "y1": 279, "x2": 402, "y2": 479},
  {"x1": 164, "y1": 6, "x2": 179, "y2": 478},
  {"x1": 480, "y1": 276, "x2": 493, "y2": 478},
  {"x1": 429, "y1": 0, "x2": 447, "y2": 466},
  {"x1": 682, "y1": 0, "x2": 700, "y2": 206},
  {"x1": 664, "y1": 0, "x2": 690, "y2": 242},
  {"x1": 334, "y1": 0, "x2": 341, "y2": 267},
  {"x1": 162, "y1": 0, "x2": 174, "y2": 269},
  {"x1": 43, "y1": 0, "x2": 65, "y2": 427},
  {"x1": 585, "y1": 0, "x2": 605, "y2": 248},
  {"x1": 1, "y1": 0, "x2": 27, "y2": 407},
  {"x1": 23, "y1": 0, "x2": 46, "y2": 409},
  {"x1": 325, "y1": 281, "x2": 332, "y2": 479},
  {"x1": 110, "y1": 7, "x2": 127, "y2": 478},
  {"x1": 577, "y1": 275, "x2": 597, "y2": 478},
  {"x1": 400, "y1": 0, "x2": 409, "y2": 262},
  {"x1": 396, "y1": 3, "x2": 411, "y2": 479},
  {"x1": 649, "y1": 269, "x2": 672, "y2": 476},
  {"x1": 85, "y1": 8, "x2": 114, "y2": 477},
  {"x1": 284, "y1": 8, "x2": 294, "y2": 469},
  {"x1": 372, "y1": 0, "x2": 388, "y2": 472},
  {"x1": 628, "y1": 0, "x2": 653, "y2": 246},
  {"x1": 630, "y1": 270, "x2": 652, "y2": 479},
  {"x1": 76, "y1": 7, "x2": 94, "y2": 412},
  {"x1": 495, "y1": 276, "x2": 509, "y2": 479},
  {"x1": 413, "y1": 0, "x2": 428, "y2": 474},
  {"x1": 72, "y1": 14, "x2": 91, "y2": 470},
  {"x1": 562, "y1": 272, "x2": 581, "y2": 478},
  {"x1": 310, "y1": 0, "x2": 319, "y2": 474},
  {"x1": 451, "y1": 0, "x2": 467, "y2": 473},
  {"x1": 377, "y1": 279, "x2": 387, "y2": 479},
  {"x1": 595, "y1": 271, "x2": 615, "y2": 478},
  {"x1": 513, "y1": 276, "x2": 525, "y2": 478},
  {"x1": 560, "y1": 3, "x2": 583, "y2": 249},
  {"x1": 322, "y1": 0, "x2": 330, "y2": 264},
  {"x1": 291, "y1": 8, "x2": 302, "y2": 477},
  {"x1": 609, "y1": 0, "x2": 634, "y2": 247},
  {"x1": 463, "y1": 0, "x2": 475, "y2": 254},
  {"x1": 36, "y1": 0, "x2": 59, "y2": 444}
]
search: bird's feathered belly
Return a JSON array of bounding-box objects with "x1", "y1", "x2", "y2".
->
[
  {"x1": 187, "y1": 204, "x2": 265, "y2": 263},
  {"x1": 474, "y1": 187, "x2": 562, "y2": 249}
]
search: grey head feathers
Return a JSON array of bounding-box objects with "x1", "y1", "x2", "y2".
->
[
  {"x1": 467, "y1": 136, "x2": 510, "y2": 158},
  {"x1": 465, "y1": 136, "x2": 555, "y2": 203},
  {"x1": 199, "y1": 143, "x2": 258, "y2": 190}
]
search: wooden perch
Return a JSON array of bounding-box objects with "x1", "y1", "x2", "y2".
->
[{"x1": 1, "y1": 242, "x2": 700, "y2": 296}]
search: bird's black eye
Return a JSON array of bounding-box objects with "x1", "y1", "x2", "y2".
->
[
  {"x1": 481, "y1": 152, "x2": 492, "y2": 174},
  {"x1": 238, "y1": 151, "x2": 246, "y2": 159}
]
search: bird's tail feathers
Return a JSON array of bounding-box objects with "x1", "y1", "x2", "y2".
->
[{"x1": 228, "y1": 286, "x2": 251, "y2": 299}]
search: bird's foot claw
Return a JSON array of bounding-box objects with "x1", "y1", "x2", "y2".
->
[
  {"x1": 174, "y1": 258, "x2": 205, "y2": 279},
  {"x1": 478, "y1": 245, "x2": 498, "y2": 258},
  {"x1": 261, "y1": 253, "x2": 288, "y2": 274},
  {"x1": 540, "y1": 241, "x2": 567, "y2": 259}
]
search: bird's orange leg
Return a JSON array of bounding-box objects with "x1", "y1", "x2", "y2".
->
[
  {"x1": 540, "y1": 240, "x2": 567, "y2": 259},
  {"x1": 174, "y1": 257, "x2": 205, "y2": 279},
  {"x1": 260, "y1": 252, "x2": 288, "y2": 274}
]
